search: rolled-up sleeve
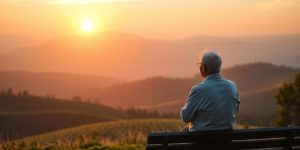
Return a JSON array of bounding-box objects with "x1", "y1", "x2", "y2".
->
[{"x1": 180, "y1": 88, "x2": 201, "y2": 123}]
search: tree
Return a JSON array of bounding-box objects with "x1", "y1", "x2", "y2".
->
[
  {"x1": 7, "y1": 88, "x2": 13, "y2": 95},
  {"x1": 72, "y1": 96, "x2": 82, "y2": 101},
  {"x1": 275, "y1": 72, "x2": 300, "y2": 126},
  {"x1": 22, "y1": 90, "x2": 29, "y2": 96}
]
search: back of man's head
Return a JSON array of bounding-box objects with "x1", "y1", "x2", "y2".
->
[{"x1": 200, "y1": 51, "x2": 222, "y2": 74}]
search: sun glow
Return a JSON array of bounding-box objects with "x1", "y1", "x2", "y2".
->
[
  {"x1": 81, "y1": 20, "x2": 94, "y2": 32},
  {"x1": 76, "y1": 17, "x2": 103, "y2": 36},
  {"x1": 53, "y1": 0, "x2": 131, "y2": 4}
]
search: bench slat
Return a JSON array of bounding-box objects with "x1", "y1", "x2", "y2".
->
[
  {"x1": 148, "y1": 130, "x2": 232, "y2": 144},
  {"x1": 147, "y1": 143, "x2": 235, "y2": 150},
  {"x1": 147, "y1": 126, "x2": 300, "y2": 150},
  {"x1": 293, "y1": 138, "x2": 300, "y2": 146},
  {"x1": 148, "y1": 127, "x2": 300, "y2": 144},
  {"x1": 233, "y1": 138, "x2": 287, "y2": 149}
]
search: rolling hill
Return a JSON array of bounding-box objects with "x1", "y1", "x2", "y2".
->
[
  {"x1": 83, "y1": 63, "x2": 299, "y2": 126},
  {"x1": 0, "y1": 63, "x2": 297, "y2": 127},
  {"x1": 0, "y1": 71, "x2": 122, "y2": 99},
  {"x1": 0, "y1": 93, "x2": 130, "y2": 140},
  {"x1": 0, "y1": 35, "x2": 47, "y2": 53},
  {"x1": 0, "y1": 32, "x2": 299, "y2": 80}
]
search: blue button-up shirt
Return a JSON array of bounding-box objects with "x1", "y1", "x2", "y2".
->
[{"x1": 180, "y1": 73, "x2": 240, "y2": 131}]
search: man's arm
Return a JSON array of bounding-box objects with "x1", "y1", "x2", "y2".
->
[{"x1": 180, "y1": 88, "x2": 199, "y2": 123}]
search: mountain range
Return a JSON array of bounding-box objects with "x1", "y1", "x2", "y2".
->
[
  {"x1": 0, "y1": 32, "x2": 299, "y2": 80},
  {"x1": 0, "y1": 62, "x2": 298, "y2": 119},
  {"x1": 0, "y1": 32, "x2": 299, "y2": 126}
]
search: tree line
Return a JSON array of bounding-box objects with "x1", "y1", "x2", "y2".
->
[{"x1": 0, "y1": 88, "x2": 177, "y2": 119}]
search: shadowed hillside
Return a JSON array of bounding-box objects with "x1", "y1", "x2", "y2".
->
[
  {"x1": 222, "y1": 62, "x2": 295, "y2": 91},
  {"x1": 0, "y1": 92, "x2": 130, "y2": 140},
  {"x1": 85, "y1": 77, "x2": 198, "y2": 107}
]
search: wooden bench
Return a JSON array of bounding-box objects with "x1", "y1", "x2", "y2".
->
[{"x1": 147, "y1": 126, "x2": 300, "y2": 150}]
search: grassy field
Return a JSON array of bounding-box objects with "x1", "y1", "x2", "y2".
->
[
  {"x1": 2, "y1": 119, "x2": 184, "y2": 150},
  {"x1": 2, "y1": 119, "x2": 251, "y2": 150}
]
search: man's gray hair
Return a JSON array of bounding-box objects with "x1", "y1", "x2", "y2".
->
[{"x1": 200, "y1": 51, "x2": 222, "y2": 74}]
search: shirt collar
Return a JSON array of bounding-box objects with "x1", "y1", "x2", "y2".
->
[{"x1": 203, "y1": 73, "x2": 223, "y2": 82}]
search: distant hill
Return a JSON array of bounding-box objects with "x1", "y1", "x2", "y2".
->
[
  {"x1": 0, "y1": 32, "x2": 299, "y2": 80},
  {"x1": 0, "y1": 93, "x2": 130, "y2": 140},
  {"x1": 0, "y1": 35, "x2": 47, "y2": 53},
  {"x1": 222, "y1": 63, "x2": 296, "y2": 118},
  {"x1": 222, "y1": 62, "x2": 296, "y2": 91},
  {"x1": 85, "y1": 76, "x2": 198, "y2": 107},
  {"x1": 0, "y1": 71, "x2": 122, "y2": 99},
  {"x1": 83, "y1": 63, "x2": 299, "y2": 125}
]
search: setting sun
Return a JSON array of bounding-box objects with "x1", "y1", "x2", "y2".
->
[
  {"x1": 81, "y1": 20, "x2": 94, "y2": 32},
  {"x1": 0, "y1": 0, "x2": 300, "y2": 149}
]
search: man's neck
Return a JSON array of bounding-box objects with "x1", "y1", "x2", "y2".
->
[{"x1": 204, "y1": 73, "x2": 221, "y2": 79}]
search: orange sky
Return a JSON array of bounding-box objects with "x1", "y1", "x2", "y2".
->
[{"x1": 0, "y1": 0, "x2": 300, "y2": 39}]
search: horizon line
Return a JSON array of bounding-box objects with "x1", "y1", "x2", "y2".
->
[
  {"x1": 0, "y1": 62, "x2": 297, "y2": 81},
  {"x1": 2, "y1": 30, "x2": 300, "y2": 41}
]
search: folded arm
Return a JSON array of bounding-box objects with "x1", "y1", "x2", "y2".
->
[{"x1": 180, "y1": 88, "x2": 201, "y2": 123}]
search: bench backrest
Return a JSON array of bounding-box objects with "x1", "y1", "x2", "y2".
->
[{"x1": 147, "y1": 127, "x2": 300, "y2": 150}]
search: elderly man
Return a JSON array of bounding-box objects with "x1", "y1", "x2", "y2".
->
[{"x1": 180, "y1": 51, "x2": 240, "y2": 132}]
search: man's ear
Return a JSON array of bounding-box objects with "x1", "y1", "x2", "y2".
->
[
  {"x1": 200, "y1": 64, "x2": 205, "y2": 76},
  {"x1": 200, "y1": 65, "x2": 203, "y2": 74},
  {"x1": 202, "y1": 64, "x2": 206, "y2": 73}
]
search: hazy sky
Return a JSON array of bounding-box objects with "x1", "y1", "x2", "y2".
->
[{"x1": 0, "y1": 0, "x2": 300, "y2": 39}]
